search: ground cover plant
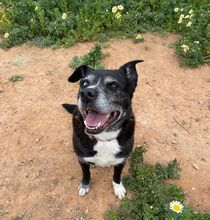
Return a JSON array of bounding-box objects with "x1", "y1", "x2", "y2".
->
[
  {"x1": 0, "y1": 0, "x2": 209, "y2": 67},
  {"x1": 105, "y1": 146, "x2": 210, "y2": 220},
  {"x1": 69, "y1": 43, "x2": 106, "y2": 69}
]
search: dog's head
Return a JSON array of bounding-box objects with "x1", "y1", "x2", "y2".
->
[{"x1": 68, "y1": 60, "x2": 143, "y2": 135}]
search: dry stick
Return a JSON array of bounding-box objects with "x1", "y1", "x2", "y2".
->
[{"x1": 173, "y1": 117, "x2": 191, "y2": 135}]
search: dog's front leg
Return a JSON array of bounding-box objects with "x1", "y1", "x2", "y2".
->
[
  {"x1": 78, "y1": 161, "x2": 91, "y2": 196},
  {"x1": 112, "y1": 163, "x2": 126, "y2": 200}
]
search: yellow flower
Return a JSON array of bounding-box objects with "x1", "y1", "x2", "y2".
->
[
  {"x1": 136, "y1": 34, "x2": 142, "y2": 40},
  {"x1": 181, "y1": 44, "x2": 189, "y2": 53},
  {"x1": 185, "y1": 15, "x2": 190, "y2": 19},
  {"x1": 186, "y1": 21, "x2": 192, "y2": 27},
  {"x1": 174, "y1": 8, "x2": 179, "y2": 12},
  {"x1": 62, "y1": 13, "x2": 67, "y2": 20},
  {"x1": 180, "y1": 14, "x2": 185, "y2": 19},
  {"x1": 189, "y1": 9, "x2": 193, "y2": 14},
  {"x1": 169, "y1": 201, "x2": 184, "y2": 213},
  {"x1": 35, "y1": 5, "x2": 38, "y2": 11},
  {"x1": 117, "y1": 5, "x2": 124, "y2": 10},
  {"x1": 178, "y1": 14, "x2": 185, "y2": 23},
  {"x1": 178, "y1": 18, "x2": 182, "y2": 23},
  {"x1": 180, "y1": 8, "x2": 183, "y2": 12},
  {"x1": 190, "y1": 14, "x2": 193, "y2": 19},
  {"x1": 115, "y1": 12, "x2": 122, "y2": 19},
  {"x1": 112, "y1": 6, "x2": 118, "y2": 13},
  {"x1": 4, "y1": 32, "x2": 9, "y2": 38}
]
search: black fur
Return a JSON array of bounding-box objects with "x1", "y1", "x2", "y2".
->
[{"x1": 63, "y1": 60, "x2": 143, "y2": 198}]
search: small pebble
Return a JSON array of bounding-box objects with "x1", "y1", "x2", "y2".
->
[
  {"x1": 192, "y1": 187, "x2": 195, "y2": 191},
  {"x1": 192, "y1": 164, "x2": 199, "y2": 170},
  {"x1": 171, "y1": 140, "x2": 176, "y2": 144}
]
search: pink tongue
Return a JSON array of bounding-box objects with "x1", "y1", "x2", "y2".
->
[{"x1": 85, "y1": 110, "x2": 109, "y2": 127}]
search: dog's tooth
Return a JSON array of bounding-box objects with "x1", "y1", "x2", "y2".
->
[
  {"x1": 106, "y1": 114, "x2": 110, "y2": 119},
  {"x1": 98, "y1": 122, "x2": 101, "y2": 127},
  {"x1": 84, "y1": 121, "x2": 87, "y2": 126}
]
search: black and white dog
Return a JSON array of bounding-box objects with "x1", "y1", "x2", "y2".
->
[{"x1": 63, "y1": 60, "x2": 143, "y2": 199}]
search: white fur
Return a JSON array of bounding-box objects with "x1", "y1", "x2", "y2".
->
[
  {"x1": 83, "y1": 130, "x2": 124, "y2": 167},
  {"x1": 78, "y1": 184, "x2": 90, "y2": 196},
  {"x1": 86, "y1": 78, "x2": 101, "y2": 88},
  {"x1": 112, "y1": 181, "x2": 126, "y2": 200},
  {"x1": 77, "y1": 97, "x2": 82, "y2": 113},
  {"x1": 93, "y1": 130, "x2": 121, "y2": 141}
]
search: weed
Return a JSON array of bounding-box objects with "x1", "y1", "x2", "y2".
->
[
  {"x1": 9, "y1": 75, "x2": 23, "y2": 82},
  {"x1": 105, "y1": 146, "x2": 210, "y2": 220},
  {"x1": 69, "y1": 44, "x2": 106, "y2": 69},
  {"x1": 11, "y1": 216, "x2": 22, "y2": 220}
]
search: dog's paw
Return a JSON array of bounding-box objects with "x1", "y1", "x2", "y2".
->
[
  {"x1": 112, "y1": 181, "x2": 126, "y2": 200},
  {"x1": 78, "y1": 183, "x2": 90, "y2": 197}
]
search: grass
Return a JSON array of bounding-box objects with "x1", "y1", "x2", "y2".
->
[
  {"x1": 9, "y1": 74, "x2": 23, "y2": 82},
  {"x1": 69, "y1": 44, "x2": 107, "y2": 69},
  {"x1": 105, "y1": 146, "x2": 210, "y2": 220}
]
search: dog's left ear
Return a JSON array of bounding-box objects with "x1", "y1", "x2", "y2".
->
[
  {"x1": 119, "y1": 60, "x2": 144, "y2": 96},
  {"x1": 68, "y1": 65, "x2": 93, "y2": 83}
]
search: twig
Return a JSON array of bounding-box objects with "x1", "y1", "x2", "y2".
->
[{"x1": 173, "y1": 117, "x2": 191, "y2": 135}]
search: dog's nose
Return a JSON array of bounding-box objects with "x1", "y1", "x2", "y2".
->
[{"x1": 80, "y1": 88, "x2": 98, "y2": 100}]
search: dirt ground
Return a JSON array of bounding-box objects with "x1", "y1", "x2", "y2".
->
[{"x1": 0, "y1": 33, "x2": 210, "y2": 220}]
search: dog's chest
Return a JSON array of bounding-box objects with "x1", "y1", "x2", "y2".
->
[{"x1": 83, "y1": 139, "x2": 124, "y2": 167}]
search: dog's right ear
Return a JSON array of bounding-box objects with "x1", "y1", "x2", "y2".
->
[{"x1": 68, "y1": 65, "x2": 93, "y2": 83}]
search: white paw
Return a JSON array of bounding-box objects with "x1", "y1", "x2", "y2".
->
[
  {"x1": 78, "y1": 183, "x2": 90, "y2": 196},
  {"x1": 112, "y1": 181, "x2": 126, "y2": 200}
]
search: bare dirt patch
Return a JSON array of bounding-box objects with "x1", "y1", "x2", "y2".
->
[{"x1": 0, "y1": 33, "x2": 209, "y2": 220}]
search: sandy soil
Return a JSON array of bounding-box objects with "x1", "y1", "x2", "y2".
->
[{"x1": 0, "y1": 33, "x2": 210, "y2": 220}]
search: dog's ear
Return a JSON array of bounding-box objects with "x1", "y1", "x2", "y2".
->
[
  {"x1": 119, "y1": 60, "x2": 144, "y2": 97},
  {"x1": 68, "y1": 65, "x2": 93, "y2": 83}
]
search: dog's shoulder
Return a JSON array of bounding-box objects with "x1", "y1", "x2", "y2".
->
[{"x1": 116, "y1": 114, "x2": 135, "y2": 158}]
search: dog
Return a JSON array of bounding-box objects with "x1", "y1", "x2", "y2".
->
[{"x1": 63, "y1": 60, "x2": 143, "y2": 199}]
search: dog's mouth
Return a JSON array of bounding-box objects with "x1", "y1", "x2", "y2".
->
[{"x1": 83, "y1": 109, "x2": 120, "y2": 134}]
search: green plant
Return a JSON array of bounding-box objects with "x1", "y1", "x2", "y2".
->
[
  {"x1": 9, "y1": 74, "x2": 23, "y2": 81},
  {"x1": 0, "y1": 0, "x2": 209, "y2": 67},
  {"x1": 11, "y1": 216, "x2": 22, "y2": 220},
  {"x1": 69, "y1": 44, "x2": 106, "y2": 69},
  {"x1": 104, "y1": 146, "x2": 210, "y2": 220}
]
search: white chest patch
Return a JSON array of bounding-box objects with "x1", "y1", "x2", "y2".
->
[{"x1": 83, "y1": 139, "x2": 124, "y2": 167}]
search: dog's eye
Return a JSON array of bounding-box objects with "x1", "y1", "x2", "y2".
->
[
  {"x1": 81, "y1": 80, "x2": 89, "y2": 87},
  {"x1": 107, "y1": 82, "x2": 119, "y2": 90}
]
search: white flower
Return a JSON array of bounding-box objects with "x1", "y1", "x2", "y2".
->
[
  {"x1": 115, "y1": 12, "x2": 122, "y2": 19},
  {"x1": 169, "y1": 201, "x2": 184, "y2": 213},
  {"x1": 186, "y1": 21, "x2": 192, "y2": 27},
  {"x1": 180, "y1": 8, "x2": 183, "y2": 12},
  {"x1": 189, "y1": 9, "x2": 193, "y2": 14},
  {"x1": 194, "y1": 41, "x2": 199, "y2": 44},
  {"x1": 4, "y1": 32, "x2": 9, "y2": 38},
  {"x1": 185, "y1": 15, "x2": 190, "y2": 19},
  {"x1": 190, "y1": 14, "x2": 193, "y2": 19},
  {"x1": 62, "y1": 13, "x2": 67, "y2": 20},
  {"x1": 35, "y1": 6, "x2": 38, "y2": 11},
  {"x1": 117, "y1": 5, "x2": 124, "y2": 10},
  {"x1": 181, "y1": 44, "x2": 189, "y2": 53},
  {"x1": 112, "y1": 6, "x2": 118, "y2": 13},
  {"x1": 174, "y1": 8, "x2": 179, "y2": 12}
]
